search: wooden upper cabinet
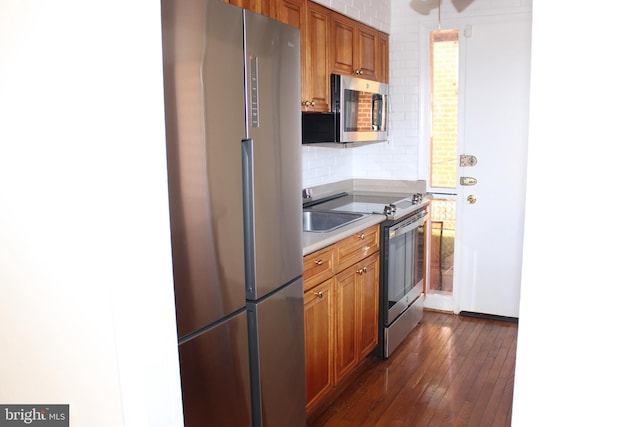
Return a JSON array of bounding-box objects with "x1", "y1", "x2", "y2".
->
[
  {"x1": 378, "y1": 31, "x2": 389, "y2": 83},
  {"x1": 278, "y1": 0, "x2": 303, "y2": 27},
  {"x1": 227, "y1": 0, "x2": 278, "y2": 18},
  {"x1": 301, "y1": 1, "x2": 331, "y2": 112},
  {"x1": 278, "y1": 0, "x2": 330, "y2": 111},
  {"x1": 331, "y1": 13, "x2": 380, "y2": 81},
  {"x1": 331, "y1": 14, "x2": 355, "y2": 77},
  {"x1": 277, "y1": 0, "x2": 388, "y2": 110},
  {"x1": 356, "y1": 24, "x2": 378, "y2": 80}
]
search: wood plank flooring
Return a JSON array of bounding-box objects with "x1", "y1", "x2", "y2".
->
[{"x1": 308, "y1": 310, "x2": 518, "y2": 427}]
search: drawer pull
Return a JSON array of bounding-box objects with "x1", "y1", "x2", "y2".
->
[
  {"x1": 314, "y1": 259, "x2": 324, "y2": 265},
  {"x1": 358, "y1": 233, "x2": 366, "y2": 240},
  {"x1": 314, "y1": 291, "x2": 324, "y2": 298}
]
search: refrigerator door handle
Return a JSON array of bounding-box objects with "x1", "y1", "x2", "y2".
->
[{"x1": 242, "y1": 137, "x2": 256, "y2": 297}]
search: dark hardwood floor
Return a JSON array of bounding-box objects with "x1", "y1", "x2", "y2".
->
[{"x1": 308, "y1": 310, "x2": 518, "y2": 427}]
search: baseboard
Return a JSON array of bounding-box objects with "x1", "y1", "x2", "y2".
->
[{"x1": 459, "y1": 311, "x2": 518, "y2": 323}]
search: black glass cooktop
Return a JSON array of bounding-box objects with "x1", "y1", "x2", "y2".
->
[{"x1": 306, "y1": 193, "x2": 406, "y2": 215}]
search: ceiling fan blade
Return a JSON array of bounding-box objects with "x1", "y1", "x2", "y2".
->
[
  {"x1": 409, "y1": 0, "x2": 440, "y2": 15},
  {"x1": 451, "y1": 0, "x2": 474, "y2": 12}
]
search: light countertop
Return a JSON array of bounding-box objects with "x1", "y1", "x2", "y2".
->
[
  {"x1": 301, "y1": 179, "x2": 431, "y2": 255},
  {"x1": 302, "y1": 213, "x2": 386, "y2": 256}
]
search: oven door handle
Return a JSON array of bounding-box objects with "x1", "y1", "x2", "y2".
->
[{"x1": 389, "y1": 213, "x2": 425, "y2": 238}]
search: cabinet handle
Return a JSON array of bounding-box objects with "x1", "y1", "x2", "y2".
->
[
  {"x1": 302, "y1": 100, "x2": 311, "y2": 107},
  {"x1": 314, "y1": 291, "x2": 324, "y2": 298},
  {"x1": 311, "y1": 100, "x2": 316, "y2": 107},
  {"x1": 357, "y1": 267, "x2": 367, "y2": 275},
  {"x1": 358, "y1": 233, "x2": 365, "y2": 240},
  {"x1": 314, "y1": 259, "x2": 324, "y2": 265}
]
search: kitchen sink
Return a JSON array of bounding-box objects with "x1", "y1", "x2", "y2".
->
[{"x1": 302, "y1": 210, "x2": 366, "y2": 233}]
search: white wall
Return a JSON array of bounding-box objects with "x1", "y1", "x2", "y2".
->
[
  {"x1": 303, "y1": 0, "x2": 533, "y2": 188},
  {"x1": 302, "y1": 145, "x2": 354, "y2": 187},
  {"x1": 512, "y1": 1, "x2": 640, "y2": 425},
  {"x1": 313, "y1": 0, "x2": 391, "y2": 32},
  {"x1": 0, "y1": 1, "x2": 184, "y2": 426}
]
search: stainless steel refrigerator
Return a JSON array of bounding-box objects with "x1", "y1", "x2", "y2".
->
[{"x1": 160, "y1": 1, "x2": 305, "y2": 426}]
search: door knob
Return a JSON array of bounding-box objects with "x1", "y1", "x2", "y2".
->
[{"x1": 467, "y1": 195, "x2": 477, "y2": 204}]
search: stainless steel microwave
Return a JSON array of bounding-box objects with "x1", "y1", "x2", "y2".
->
[{"x1": 302, "y1": 74, "x2": 388, "y2": 145}]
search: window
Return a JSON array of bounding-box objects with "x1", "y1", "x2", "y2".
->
[
  {"x1": 429, "y1": 30, "x2": 458, "y2": 189},
  {"x1": 428, "y1": 30, "x2": 459, "y2": 295}
]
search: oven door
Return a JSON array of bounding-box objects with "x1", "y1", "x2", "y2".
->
[{"x1": 385, "y1": 210, "x2": 426, "y2": 325}]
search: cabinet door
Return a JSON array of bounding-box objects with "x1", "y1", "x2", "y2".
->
[
  {"x1": 278, "y1": 0, "x2": 303, "y2": 28},
  {"x1": 331, "y1": 13, "x2": 356, "y2": 77},
  {"x1": 356, "y1": 24, "x2": 378, "y2": 80},
  {"x1": 334, "y1": 267, "x2": 358, "y2": 383},
  {"x1": 331, "y1": 14, "x2": 379, "y2": 80},
  {"x1": 303, "y1": 1, "x2": 331, "y2": 111},
  {"x1": 358, "y1": 254, "x2": 379, "y2": 360},
  {"x1": 228, "y1": 0, "x2": 278, "y2": 18},
  {"x1": 304, "y1": 279, "x2": 334, "y2": 412},
  {"x1": 378, "y1": 32, "x2": 389, "y2": 83}
]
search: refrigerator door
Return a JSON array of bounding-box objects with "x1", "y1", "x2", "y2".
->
[
  {"x1": 242, "y1": 11, "x2": 303, "y2": 300},
  {"x1": 178, "y1": 311, "x2": 251, "y2": 427},
  {"x1": 247, "y1": 277, "x2": 306, "y2": 427},
  {"x1": 163, "y1": 0, "x2": 247, "y2": 337}
]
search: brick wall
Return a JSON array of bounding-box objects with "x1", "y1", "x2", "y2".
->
[{"x1": 430, "y1": 31, "x2": 458, "y2": 188}]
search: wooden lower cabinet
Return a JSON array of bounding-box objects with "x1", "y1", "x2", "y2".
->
[
  {"x1": 356, "y1": 254, "x2": 380, "y2": 360},
  {"x1": 335, "y1": 253, "x2": 379, "y2": 383},
  {"x1": 304, "y1": 278, "x2": 334, "y2": 412},
  {"x1": 303, "y1": 225, "x2": 380, "y2": 414},
  {"x1": 334, "y1": 268, "x2": 358, "y2": 382}
]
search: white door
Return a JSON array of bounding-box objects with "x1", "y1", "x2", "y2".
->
[{"x1": 454, "y1": 14, "x2": 532, "y2": 318}]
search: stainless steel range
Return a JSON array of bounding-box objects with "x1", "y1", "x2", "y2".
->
[{"x1": 304, "y1": 192, "x2": 429, "y2": 358}]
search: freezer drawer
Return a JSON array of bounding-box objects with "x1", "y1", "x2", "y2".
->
[
  {"x1": 178, "y1": 310, "x2": 251, "y2": 427},
  {"x1": 247, "y1": 278, "x2": 306, "y2": 427}
]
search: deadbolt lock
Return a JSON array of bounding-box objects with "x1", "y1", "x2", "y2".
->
[
  {"x1": 460, "y1": 154, "x2": 478, "y2": 167},
  {"x1": 460, "y1": 176, "x2": 477, "y2": 186}
]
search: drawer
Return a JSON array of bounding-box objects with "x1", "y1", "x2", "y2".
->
[
  {"x1": 334, "y1": 225, "x2": 380, "y2": 272},
  {"x1": 303, "y1": 245, "x2": 336, "y2": 291}
]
